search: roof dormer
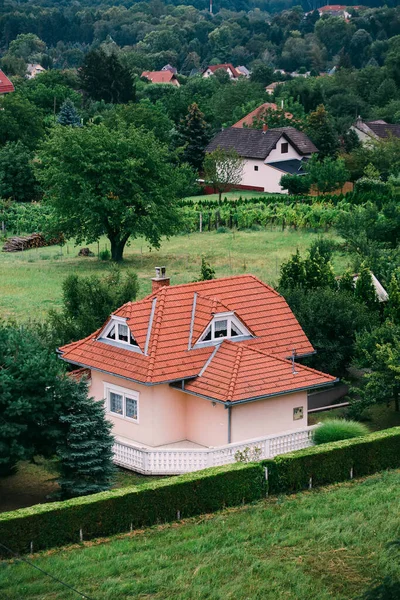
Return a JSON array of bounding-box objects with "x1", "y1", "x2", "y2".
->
[
  {"x1": 194, "y1": 312, "x2": 252, "y2": 347},
  {"x1": 99, "y1": 316, "x2": 142, "y2": 353}
]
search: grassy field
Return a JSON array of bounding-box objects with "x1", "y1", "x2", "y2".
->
[
  {"x1": 0, "y1": 228, "x2": 349, "y2": 320},
  {"x1": 1, "y1": 470, "x2": 400, "y2": 599}
]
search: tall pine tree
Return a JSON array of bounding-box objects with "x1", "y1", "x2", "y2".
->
[
  {"x1": 306, "y1": 104, "x2": 339, "y2": 159},
  {"x1": 178, "y1": 103, "x2": 210, "y2": 172},
  {"x1": 57, "y1": 380, "x2": 115, "y2": 499},
  {"x1": 355, "y1": 265, "x2": 378, "y2": 310},
  {"x1": 57, "y1": 98, "x2": 82, "y2": 127}
]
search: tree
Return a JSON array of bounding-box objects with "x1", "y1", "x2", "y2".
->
[
  {"x1": 0, "y1": 94, "x2": 45, "y2": 149},
  {"x1": 80, "y1": 48, "x2": 135, "y2": 104},
  {"x1": 57, "y1": 98, "x2": 82, "y2": 127},
  {"x1": 0, "y1": 141, "x2": 40, "y2": 202},
  {"x1": 178, "y1": 103, "x2": 210, "y2": 172},
  {"x1": 0, "y1": 324, "x2": 72, "y2": 475},
  {"x1": 305, "y1": 155, "x2": 349, "y2": 194},
  {"x1": 250, "y1": 63, "x2": 274, "y2": 86},
  {"x1": 355, "y1": 265, "x2": 379, "y2": 310},
  {"x1": 279, "y1": 246, "x2": 336, "y2": 291},
  {"x1": 338, "y1": 270, "x2": 355, "y2": 294},
  {"x1": 385, "y1": 273, "x2": 400, "y2": 324},
  {"x1": 279, "y1": 249, "x2": 306, "y2": 289},
  {"x1": 57, "y1": 380, "x2": 114, "y2": 499},
  {"x1": 49, "y1": 267, "x2": 139, "y2": 345},
  {"x1": 279, "y1": 173, "x2": 311, "y2": 195},
  {"x1": 196, "y1": 257, "x2": 215, "y2": 281},
  {"x1": 203, "y1": 147, "x2": 244, "y2": 201},
  {"x1": 36, "y1": 123, "x2": 193, "y2": 261},
  {"x1": 306, "y1": 105, "x2": 339, "y2": 159},
  {"x1": 8, "y1": 33, "x2": 46, "y2": 61}
]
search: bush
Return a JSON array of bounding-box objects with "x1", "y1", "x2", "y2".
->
[
  {"x1": 99, "y1": 249, "x2": 111, "y2": 261},
  {"x1": 313, "y1": 419, "x2": 369, "y2": 445},
  {"x1": 263, "y1": 426, "x2": 400, "y2": 494},
  {"x1": 0, "y1": 462, "x2": 265, "y2": 556}
]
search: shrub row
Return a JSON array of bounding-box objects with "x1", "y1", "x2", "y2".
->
[
  {"x1": 1, "y1": 202, "x2": 54, "y2": 235},
  {"x1": 0, "y1": 462, "x2": 265, "y2": 557},
  {"x1": 263, "y1": 426, "x2": 400, "y2": 494},
  {"x1": 1, "y1": 427, "x2": 400, "y2": 557}
]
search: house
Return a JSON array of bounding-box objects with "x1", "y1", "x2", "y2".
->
[
  {"x1": 336, "y1": 272, "x2": 389, "y2": 302},
  {"x1": 232, "y1": 102, "x2": 293, "y2": 128},
  {"x1": 206, "y1": 126, "x2": 318, "y2": 193},
  {"x1": 351, "y1": 118, "x2": 400, "y2": 145},
  {"x1": 0, "y1": 70, "x2": 14, "y2": 95},
  {"x1": 236, "y1": 65, "x2": 250, "y2": 78},
  {"x1": 202, "y1": 64, "x2": 241, "y2": 79},
  {"x1": 141, "y1": 70, "x2": 180, "y2": 87},
  {"x1": 161, "y1": 64, "x2": 177, "y2": 75},
  {"x1": 26, "y1": 63, "x2": 46, "y2": 79},
  {"x1": 306, "y1": 5, "x2": 365, "y2": 19},
  {"x1": 60, "y1": 272, "x2": 337, "y2": 475},
  {"x1": 265, "y1": 81, "x2": 281, "y2": 95}
]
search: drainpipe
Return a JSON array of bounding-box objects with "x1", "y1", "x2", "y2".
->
[{"x1": 226, "y1": 403, "x2": 232, "y2": 443}]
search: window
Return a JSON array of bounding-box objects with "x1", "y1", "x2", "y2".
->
[
  {"x1": 254, "y1": 165, "x2": 259, "y2": 171},
  {"x1": 281, "y1": 142, "x2": 289, "y2": 154},
  {"x1": 198, "y1": 313, "x2": 251, "y2": 344},
  {"x1": 105, "y1": 384, "x2": 139, "y2": 422},
  {"x1": 293, "y1": 407, "x2": 303, "y2": 421},
  {"x1": 104, "y1": 318, "x2": 139, "y2": 347}
]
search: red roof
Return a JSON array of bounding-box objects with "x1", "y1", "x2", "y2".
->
[
  {"x1": 0, "y1": 70, "x2": 14, "y2": 95},
  {"x1": 232, "y1": 103, "x2": 293, "y2": 128},
  {"x1": 60, "y1": 275, "x2": 336, "y2": 402},
  {"x1": 141, "y1": 71, "x2": 177, "y2": 84},
  {"x1": 204, "y1": 64, "x2": 240, "y2": 78}
]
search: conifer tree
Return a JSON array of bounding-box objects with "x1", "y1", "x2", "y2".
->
[
  {"x1": 306, "y1": 104, "x2": 339, "y2": 159},
  {"x1": 385, "y1": 273, "x2": 400, "y2": 324},
  {"x1": 279, "y1": 249, "x2": 307, "y2": 289},
  {"x1": 198, "y1": 257, "x2": 215, "y2": 281},
  {"x1": 355, "y1": 265, "x2": 378, "y2": 310},
  {"x1": 57, "y1": 98, "x2": 82, "y2": 127},
  {"x1": 304, "y1": 249, "x2": 336, "y2": 289},
  {"x1": 339, "y1": 269, "x2": 355, "y2": 294},
  {"x1": 57, "y1": 380, "x2": 114, "y2": 499},
  {"x1": 178, "y1": 103, "x2": 210, "y2": 171}
]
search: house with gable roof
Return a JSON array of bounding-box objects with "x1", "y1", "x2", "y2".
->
[
  {"x1": 206, "y1": 126, "x2": 317, "y2": 193},
  {"x1": 202, "y1": 64, "x2": 241, "y2": 79},
  {"x1": 59, "y1": 270, "x2": 337, "y2": 475},
  {"x1": 0, "y1": 70, "x2": 14, "y2": 95},
  {"x1": 141, "y1": 70, "x2": 180, "y2": 87}
]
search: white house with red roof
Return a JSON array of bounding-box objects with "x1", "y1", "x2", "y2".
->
[
  {"x1": 60, "y1": 271, "x2": 337, "y2": 475},
  {"x1": 202, "y1": 64, "x2": 241, "y2": 79}
]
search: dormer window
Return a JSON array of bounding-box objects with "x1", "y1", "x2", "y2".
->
[
  {"x1": 197, "y1": 312, "x2": 251, "y2": 345},
  {"x1": 101, "y1": 317, "x2": 140, "y2": 349}
]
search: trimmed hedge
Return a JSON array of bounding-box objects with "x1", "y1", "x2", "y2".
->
[
  {"x1": 263, "y1": 426, "x2": 400, "y2": 495},
  {"x1": 0, "y1": 462, "x2": 265, "y2": 557},
  {"x1": 1, "y1": 427, "x2": 400, "y2": 557}
]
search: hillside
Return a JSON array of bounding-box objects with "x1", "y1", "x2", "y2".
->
[{"x1": 1, "y1": 470, "x2": 400, "y2": 599}]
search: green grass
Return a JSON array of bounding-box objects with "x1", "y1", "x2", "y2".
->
[
  {"x1": 309, "y1": 402, "x2": 400, "y2": 432},
  {"x1": 0, "y1": 460, "x2": 163, "y2": 513},
  {"x1": 1, "y1": 469, "x2": 400, "y2": 599},
  {"x1": 313, "y1": 419, "x2": 370, "y2": 445},
  {"x1": 0, "y1": 228, "x2": 348, "y2": 320}
]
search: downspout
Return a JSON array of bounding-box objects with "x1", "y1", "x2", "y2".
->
[{"x1": 227, "y1": 403, "x2": 232, "y2": 444}]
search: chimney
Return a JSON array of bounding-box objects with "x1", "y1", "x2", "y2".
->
[
  {"x1": 151, "y1": 266, "x2": 170, "y2": 293},
  {"x1": 262, "y1": 123, "x2": 268, "y2": 133}
]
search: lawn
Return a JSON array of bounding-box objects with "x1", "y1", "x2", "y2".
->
[
  {"x1": 1, "y1": 469, "x2": 400, "y2": 599},
  {"x1": 0, "y1": 228, "x2": 349, "y2": 320}
]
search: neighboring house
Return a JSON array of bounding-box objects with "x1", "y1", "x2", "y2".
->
[
  {"x1": 161, "y1": 64, "x2": 177, "y2": 75},
  {"x1": 206, "y1": 126, "x2": 318, "y2": 193},
  {"x1": 141, "y1": 70, "x2": 180, "y2": 87},
  {"x1": 202, "y1": 64, "x2": 241, "y2": 79},
  {"x1": 232, "y1": 102, "x2": 293, "y2": 128},
  {"x1": 265, "y1": 81, "x2": 281, "y2": 95},
  {"x1": 0, "y1": 70, "x2": 14, "y2": 95},
  {"x1": 306, "y1": 5, "x2": 365, "y2": 19},
  {"x1": 60, "y1": 272, "x2": 336, "y2": 475},
  {"x1": 26, "y1": 63, "x2": 46, "y2": 79},
  {"x1": 351, "y1": 118, "x2": 400, "y2": 145},
  {"x1": 336, "y1": 272, "x2": 389, "y2": 303},
  {"x1": 236, "y1": 65, "x2": 250, "y2": 78}
]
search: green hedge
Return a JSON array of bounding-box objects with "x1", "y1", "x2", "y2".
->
[
  {"x1": 263, "y1": 426, "x2": 400, "y2": 495},
  {"x1": 0, "y1": 462, "x2": 265, "y2": 557},
  {"x1": 1, "y1": 427, "x2": 400, "y2": 557}
]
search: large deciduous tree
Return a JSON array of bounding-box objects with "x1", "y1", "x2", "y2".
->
[
  {"x1": 36, "y1": 123, "x2": 193, "y2": 261},
  {"x1": 0, "y1": 141, "x2": 40, "y2": 201},
  {"x1": 203, "y1": 147, "x2": 244, "y2": 201}
]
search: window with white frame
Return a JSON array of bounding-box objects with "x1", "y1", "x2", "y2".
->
[
  {"x1": 105, "y1": 384, "x2": 139, "y2": 422},
  {"x1": 198, "y1": 313, "x2": 251, "y2": 344},
  {"x1": 101, "y1": 317, "x2": 140, "y2": 348}
]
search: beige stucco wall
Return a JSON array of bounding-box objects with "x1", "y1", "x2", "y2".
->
[
  {"x1": 89, "y1": 370, "x2": 307, "y2": 448},
  {"x1": 230, "y1": 391, "x2": 308, "y2": 442},
  {"x1": 89, "y1": 370, "x2": 186, "y2": 447}
]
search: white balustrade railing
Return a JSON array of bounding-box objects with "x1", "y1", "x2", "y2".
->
[{"x1": 113, "y1": 425, "x2": 318, "y2": 475}]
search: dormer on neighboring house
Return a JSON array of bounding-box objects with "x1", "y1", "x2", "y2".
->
[
  {"x1": 205, "y1": 126, "x2": 317, "y2": 193},
  {"x1": 60, "y1": 271, "x2": 337, "y2": 475}
]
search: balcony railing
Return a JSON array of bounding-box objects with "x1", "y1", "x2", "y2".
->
[{"x1": 113, "y1": 425, "x2": 318, "y2": 475}]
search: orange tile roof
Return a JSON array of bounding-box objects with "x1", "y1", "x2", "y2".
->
[
  {"x1": 0, "y1": 70, "x2": 14, "y2": 94},
  {"x1": 205, "y1": 64, "x2": 240, "y2": 78},
  {"x1": 141, "y1": 70, "x2": 176, "y2": 84},
  {"x1": 60, "y1": 275, "x2": 336, "y2": 401},
  {"x1": 232, "y1": 103, "x2": 293, "y2": 128}
]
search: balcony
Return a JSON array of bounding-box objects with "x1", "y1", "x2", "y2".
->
[{"x1": 113, "y1": 425, "x2": 318, "y2": 475}]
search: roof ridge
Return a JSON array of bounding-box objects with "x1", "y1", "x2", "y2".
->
[
  {"x1": 226, "y1": 345, "x2": 244, "y2": 401},
  {"x1": 140, "y1": 274, "x2": 259, "y2": 301},
  {"x1": 145, "y1": 286, "x2": 167, "y2": 382}
]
